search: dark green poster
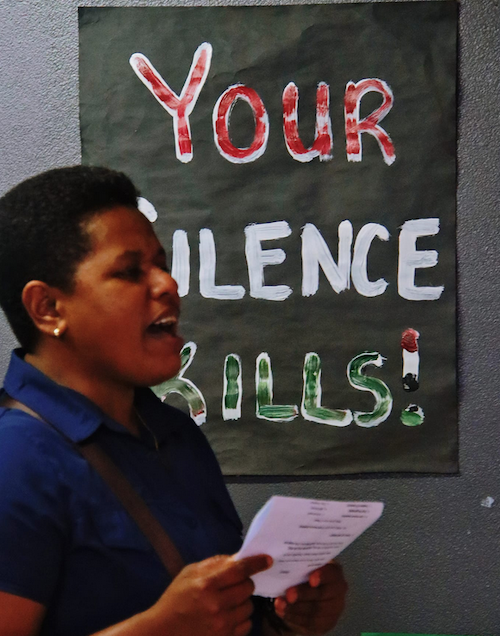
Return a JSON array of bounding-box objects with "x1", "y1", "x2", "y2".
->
[{"x1": 79, "y1": 2, "x2": 457, "y2": 475}]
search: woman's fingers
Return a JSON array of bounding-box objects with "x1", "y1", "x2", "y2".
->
[
  {"x1": 284, "y1": 561, "x2": 346, "y2": 603},
  {"x1": 210, "y1": 554, "x2": 272, "y2": 591},
  {"x1": 284, "y1": 583, "x2": 338, "y2": 604},
  {"x1": 228, "y1": 598, "x2": 255, "y2": 625},
  {"x1": 218, "y1": 577, "x2": 256, "y2": 609},
  {"x1": 273, "y1": 561, "x2": 348, "y2": 636},
  {"x1": 207, "y1": 589, "x2": 254, "y2": 636},
  {"x1": 152, "y1": 554, "x2": 270, "y2": 636},
  {"x1": 233, "y1": 618, "x2": 253, "y2": 636},
  {"x1": 279, "y1": 594, "x2": 346, "y2": 619},
  {"x1": 285, "y1": 579, "x2": 347, "y2": 604},
  {"x1": 278, "y1": 596, "x2": 346, "y2": 636},
  {"x1": 308, "y1": 561, "x2": 345, "y2": 587}
]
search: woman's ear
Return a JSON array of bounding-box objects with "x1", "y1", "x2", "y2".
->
[{"x1": 21, "y1": 281, "x2": 67, "y2": 339}]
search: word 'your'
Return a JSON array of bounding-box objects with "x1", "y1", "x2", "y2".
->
[{"x1": 130, "y1": 43, "x2": 396, "y2": 165}]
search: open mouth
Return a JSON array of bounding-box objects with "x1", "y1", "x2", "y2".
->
[{"x1": 146, "y1": 316, "x2": 178, "y2": 337}]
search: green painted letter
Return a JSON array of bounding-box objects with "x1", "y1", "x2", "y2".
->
[
  {"x1": 301, "y1": 353, "x2": 352, "y2": 426},
  {"x1": 151, "y1": 342, "x2": 207, "y2": 425},
  {"x1": 256, "y1": 353, "x2": 298, "y2": 421},
  {"x1": 347, "y1": 352, "x2": 393, "y2": 427},
  {"x1": 223, "y1": 354, "x2": 242, "y2": 420}
]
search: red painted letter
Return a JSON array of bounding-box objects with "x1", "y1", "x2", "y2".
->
[
  {"x1": 344, "y1": 79, "x2": 396, "y2": 165},
  {"x1": 213, "y1": 85, "x2": 269, "y2": 164},
  {"x1": 129, "y1": 43, "x2": 212, "y2": 163},
  {"x1": 282, "y1": 82, "x2": 333, "y2": 162}
]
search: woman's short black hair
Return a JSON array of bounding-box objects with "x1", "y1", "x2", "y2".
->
[{"x1": 0, "y1": 165, "x2": 139, "y2": 352}]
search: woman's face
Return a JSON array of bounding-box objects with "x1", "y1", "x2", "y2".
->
[{"x1": 59, "y1": 205, "x2": 183, "y2": 389}]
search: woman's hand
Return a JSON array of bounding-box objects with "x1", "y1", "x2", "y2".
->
[
  {"x1": 273, "y1": 561, "x2": 347, "y2": 635},
  {"x1": 149, "y1": 553, "x2": 272, "y2": 636}
]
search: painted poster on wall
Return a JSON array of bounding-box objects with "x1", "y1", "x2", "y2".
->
[{"x1": 79, "y1": 2, "x2": 458, "y2": 475}]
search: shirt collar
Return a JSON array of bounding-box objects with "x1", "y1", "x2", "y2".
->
[{"x1": 3, "y1": 349, "x2": 181, "y2": 445}]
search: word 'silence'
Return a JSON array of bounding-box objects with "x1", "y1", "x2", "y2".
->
[
  {"x1": 172, "y1": 219, "x2": 444, "y2": 302},
  {"x1": 130, "y1": 43, "x2": 396, "y2": 165}
]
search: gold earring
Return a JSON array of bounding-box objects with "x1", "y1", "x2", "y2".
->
[{"x1": 53, "y1": 327, "x2": 61, "y2": 338}]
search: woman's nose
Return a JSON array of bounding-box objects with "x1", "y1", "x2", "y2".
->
[{"x1": 151, "y1": 267, "x2": 179, "y2": 299}]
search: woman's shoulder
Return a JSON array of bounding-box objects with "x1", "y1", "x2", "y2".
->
[
  {"x1": 0, "y1": 406, "x2": 65, "y2": 442},
  {"x1": 0, "y1": 408, "x2": 70, "y2": 606},
  {"x1": 0, "y1": 407, "x2": 73, "y2": 480}
]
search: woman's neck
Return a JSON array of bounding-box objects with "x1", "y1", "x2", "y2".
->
[{"x1": 24, "y1": 350, "x2": 141, "y2": 436}]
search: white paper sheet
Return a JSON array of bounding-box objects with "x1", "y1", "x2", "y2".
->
[{"x1": 236, "y1": 496, "x2": 383, "y2": 597}]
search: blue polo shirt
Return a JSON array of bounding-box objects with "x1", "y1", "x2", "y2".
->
[{"x1": 0, "y1": 350, "x2": 246, "y2": 636}]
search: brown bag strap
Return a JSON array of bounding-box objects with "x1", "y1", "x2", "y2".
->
[
  {"x1": 3, "y1": 396, "x2": 185, "y2": 579},
  {"x1": 78, "y1": 441, "x2": 185, "y2": 578}
]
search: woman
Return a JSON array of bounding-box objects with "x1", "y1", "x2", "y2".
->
[{"x1": 0, "y1": 166, "x2": 347, "y2": 636}]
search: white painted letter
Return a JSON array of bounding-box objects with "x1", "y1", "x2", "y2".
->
[
  {"x1": 137, "y1": 197, "x2": 158, "y2": 222},
  {"x1": 301, "y1": 222, "x2": 352, "y2": 296},
  {"x1": 171, "y1": 230, "x2": 190, "y2": 297},
  {"x1": 199, "y1": 229, "x2": 245, "y2": 300},
  {"x1": 398, "y1": 218, "x2": 444, "y2": 301},
  {"x1": 352, "y1": 223, "x2": 389, "y2": 297},
  {"x1": 245, "y1": 222, "x2": 292, "y2": 301}
]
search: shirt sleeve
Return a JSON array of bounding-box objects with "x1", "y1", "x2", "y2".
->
[{"x1": 0, "y1": 414, "x2": 67, "y2": 604}]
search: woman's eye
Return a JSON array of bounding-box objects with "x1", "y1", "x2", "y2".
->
[{"x1": 115, "y1": 266, "x2": 144, "y2": 281}]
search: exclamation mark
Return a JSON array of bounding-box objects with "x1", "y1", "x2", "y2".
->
[{"x1": 401, "y1": 328, "x2": 424, "y2": 426}]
